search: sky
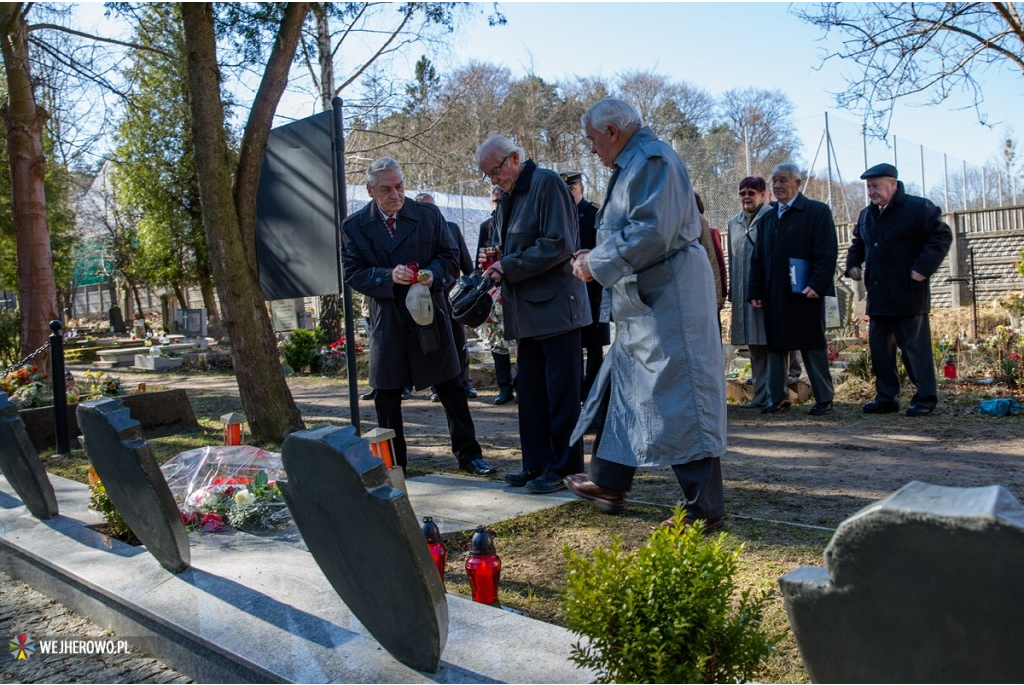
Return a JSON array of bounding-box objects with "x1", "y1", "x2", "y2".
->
[
  {"x1": 426, "y1": 2, "x2": 1021, "y2": 182},
  {"x1": 70, "y1": 1, "x2": 1022, "y2": 195}
]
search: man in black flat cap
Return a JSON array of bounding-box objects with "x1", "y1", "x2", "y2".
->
[
  {"x1": 845, "y1": 163, "x2": 953, "y2": 417},
  {"x1": 560, "y1": 171, "x2": 610, "y2": 400}
]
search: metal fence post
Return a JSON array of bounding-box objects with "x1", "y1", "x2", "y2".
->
[{"x1": 49, "y1": 320, "x2": 70, "y2": 455}]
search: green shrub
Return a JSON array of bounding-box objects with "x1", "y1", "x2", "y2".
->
[
  {"x1": 281, "y1": 327, "x2": 326, "y2": 370},
  {"x1": 88, "y1": 480, "x2": 140, "y2": 545},
  {"x1": 846, "y1": 349, "x2": 872, "y2": 380},
  {"x1": 0, "y1": 309, "x2": 19, "y2": 366},
  {"x1": 561, "y1": 511, "x2": 780, "y2": 684}
]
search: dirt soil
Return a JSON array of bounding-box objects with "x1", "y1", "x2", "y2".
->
[{"x1": 147, "y1": 369, "x2": 1024, "y2": 529}]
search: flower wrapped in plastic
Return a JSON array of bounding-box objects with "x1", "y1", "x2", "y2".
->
[{"x1": 159, "y1": 445, "x2": 290, "y2": 532}]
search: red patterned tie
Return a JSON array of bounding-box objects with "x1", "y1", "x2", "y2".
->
[{"x1": 385, "y1": 216, "x2": 395, "y2": 237}]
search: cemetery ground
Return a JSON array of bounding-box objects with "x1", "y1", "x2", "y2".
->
[{"x1": 9, "y1": 361, "x2": 1024, "y2": 684}]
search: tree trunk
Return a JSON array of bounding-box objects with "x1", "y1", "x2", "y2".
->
[
  {"x1": 0, "y1": 2, "x2": 58, "y2": 372},
  {"x1": 181, "y1": 3, "x2": 306, "y2": 442},
  {"x1": 314, "y1": 5, "x2": 341, "y2": 342}
]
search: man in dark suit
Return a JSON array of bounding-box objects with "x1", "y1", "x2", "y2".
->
[
  {"x1": 475, "y1": 135, "x2": 592, "y2": 493},
  {"x1": 748, "y1": 162, "x2": 838, "y2": 416},
  {"x1": 415, "y1": 192, "x2": 478, "y2": 402},
  {"x1": 560, "y1": 171, "x2": 610, "y2": 401},
  {"x1": 341, "y1": 157, "x2": 495, "y2": 476}
]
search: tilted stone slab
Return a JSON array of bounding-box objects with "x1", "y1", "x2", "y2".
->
[
  {"x1": 779, "y1": 480, "x2": 1024, "y2": 683},
  {"x1": 280, "y1": 425, "x2": 448, "y2": 673},
  {"x1": 0, "y1": 392, "x2": 58, "y2": 519},
  {"x1": 77, "y1": 398, "x2": 190, "y2": 573}
]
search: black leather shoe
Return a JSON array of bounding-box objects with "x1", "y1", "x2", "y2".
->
[
  {"x1": 504, "y1": 468, "x2": 542, "y2": 487},
  {"x1": 493, "y1": 389, "x2": 515, "y2": 405},
  {"x1": 460, "y1": 458, "x2": 497, "y2": 476},
  {"x1": 761, "y1": 400, "x2": 791, "y2": 414},
  {"x1": 524, "y1": 470, "x2": 566, "y2": 494},
  {"x1": 430, "y1": 392, "x2": 440, "y2": 402},
  {"x1": 809, "y1": 401, "x2": 834, "y2": 416},
  {"x1": 360, "y1": 388, "x2": 377, "y2": 401},
  {"x1": 906, "y1": 405, "x2": 934, "y2": 417},
  {"x1": 466, "y1": 387, "x2": 478, "y2": 399},
  {"x1": 401, "y1": 388, "x2": 413, "y2": 401},
  {"x1": 862, "y1": 400, "x2": 899, "y2": 414}
]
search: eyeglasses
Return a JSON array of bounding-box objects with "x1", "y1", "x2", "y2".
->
[
  {"x1": 482, "y1": 153, "x2": 511, "y2": 180},
  {"x1": 738, "y1": 190, "x2": 758, "y2": 197}
]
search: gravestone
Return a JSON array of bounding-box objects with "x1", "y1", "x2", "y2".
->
[
  {"x1": 0, "y1": 392, "x2": 58, "y2": 519},
  {"x1": 77, "y1": 398, "x2": 190, "y2": 573},
  {"x1": 279, "y1": 425, "x2": 448, "y2": 673},
  {"x1": 779, "y1": 480, "x2": 1024, "y2": 683}
]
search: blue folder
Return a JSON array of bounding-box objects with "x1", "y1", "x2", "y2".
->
[{"x1": 789, "y1": 258, "x2": 810, "y2": 293}]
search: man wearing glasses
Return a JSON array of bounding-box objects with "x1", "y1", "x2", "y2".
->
[{"x1": 474, "y1": 135, "x2": 591, "y2": 494}]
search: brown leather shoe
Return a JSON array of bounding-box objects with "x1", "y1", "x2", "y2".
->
[
  {"x1": 659, "y1": 515, "x2": 725, "y2": 534},
  {"x1": 563, "y1": 475, "x2": 626, "y2": 514}
]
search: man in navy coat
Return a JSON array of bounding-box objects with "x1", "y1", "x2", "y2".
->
[
  {"x1": 341, "y1": 157, "x2": 495, "y2": 475},
  {"x1": 846, "y1": 163, "x2": 953, "y2": 416}
]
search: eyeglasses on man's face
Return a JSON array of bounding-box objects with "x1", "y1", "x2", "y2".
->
[
  {"x1": 738, "y1": 190, "x2": 758, "y2": 197},
  {"x1": 482, "y1": 153, "x2": 511, "y2": 180}
]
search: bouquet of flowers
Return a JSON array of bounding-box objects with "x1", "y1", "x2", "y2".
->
[
  {"x1": 328, "y1": 335, "x2": 362, "y2": 355},
  {"x1": 160, "y1": 445, "x2": 291, "y2": 532},
  {"x1": 2, "y1": 365, "x2": 51, "y2": 408}
]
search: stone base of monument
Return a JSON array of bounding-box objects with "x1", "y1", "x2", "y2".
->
[{"x1": 0, "y1": 472, "x2": 591, "y2": 683}]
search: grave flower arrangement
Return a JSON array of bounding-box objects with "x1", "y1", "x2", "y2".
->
[
  {"x1": 160, "y1": 445, "x2": 291, "y2": 532},
  {"x1": 2, "y1": 365, "x2": 51, "y2": 408},
  {"x1": 328, "y1": 335, "x2": 362, "y2": 355}
]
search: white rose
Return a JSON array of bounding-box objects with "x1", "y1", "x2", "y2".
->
[{"x1": 234, "y1": 489, "x2": 256, "y2": 507}]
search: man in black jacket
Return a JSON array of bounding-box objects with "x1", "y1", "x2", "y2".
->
[
  {"x1": 845, "y1": 163, "x2": 953, "y2": 417},
  {"x1": 341, "y1": 157, "x2": 495, "y2": 476},
  {"x1": 475, "y1": 135, "x2": 591, "y2": 493},
  {"x1": 561, "y1": 171, "x2": 610, "y2": 401}
]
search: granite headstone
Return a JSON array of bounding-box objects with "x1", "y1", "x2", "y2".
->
[
  {"x1": 77, "y1": 398, "x2": 190, "y2": 573},
  {"x1": 0, "y1": 392, "x2": 59, "y2": 518},
  {"x1": 280, "y1": 425, "x2": 448, "y2": 673},
  {"x1": 779, "y1": 480, "x2": 1024, "y2": 682}
]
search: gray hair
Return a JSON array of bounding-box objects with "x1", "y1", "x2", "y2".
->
[
  {"x1": 581, "y1": 97, "x2": 643, "y2": 132},
  {"x1": 414, "y1": 192, "x2": 434, "y2": 203},
  {"x1": 771, "y1": 163, "x2": 803, "y2": 182},
  {"x1": 476, "y1": 134, "x2": 525, "y2": 167},
  {"x1": 364, "y1": 157, "x2": 403, "y2": 185}
]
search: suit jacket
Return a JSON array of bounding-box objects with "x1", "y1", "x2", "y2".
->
[
  {"x1": 577, "y1": 198, "x2": 610, "y2": 347},
  {"x1": 494, "y1": 160, "x2": 591, "y2": 339},
  {"x1": 748, "y1": 193, "x2": 838, "y2": 351},
  {"x1": 341, "y1": 198, "x2": 461, "y2": 389}
]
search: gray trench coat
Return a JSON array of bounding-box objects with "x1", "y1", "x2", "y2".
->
[
  {"x1": 570, "y1": 127, "x2": 727, "y2": 468},
  {"x1": 727, "y1": 204, "x2": 772, "y2": 346}
]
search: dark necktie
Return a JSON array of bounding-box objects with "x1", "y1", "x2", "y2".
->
[
  {"x1": 778, "y1": 202, "x2": 789, "y2": 219},
  {"x1": 385, "y1": 216, "x2": 395, "y2": 238}
]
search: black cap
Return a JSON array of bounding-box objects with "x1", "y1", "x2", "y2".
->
[
  {"x1": 559, "y1": 171, "x2": 583, "y2": 186},
  {"x1": 860, "y1": 163, "x2": 898, "y2": 180}
]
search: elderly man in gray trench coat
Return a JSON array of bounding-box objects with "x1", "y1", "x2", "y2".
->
[{"x1": 565, "y1": 97, "x2": 727, "y2": 529}]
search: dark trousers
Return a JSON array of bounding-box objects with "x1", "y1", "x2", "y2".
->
[
  {"x1": 493, "y1": 351, "x2": 514, "y2": 392},
  {"x1": 581, "y1": 344, "x2": 604, "y2": 400},
  {"x1": 587, "y1": 385, "x2": 724, "y2": 519},
  {"x1": 768, "y1": 347, "x2": 833, "y2": 404},
  {"x1": 374, "y1": 376, "x2": 481, "y2": 469},
  {"x1": 516, "y1": 329, "x2": 584, "y2": 475},
  {"x1": 870, "y1": 314, "x2": 938, "y2": 408},
  {"x1": 434, "y1": 319, "x2": 470, "y2": 393}
]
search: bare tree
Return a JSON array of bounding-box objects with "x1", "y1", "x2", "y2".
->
[
  {"x1": 719, "y1": 87, "x2": 800, "y2": 168},
  {"x1": 797, "y1": 2, "x2": 1024, "y2": 136}
]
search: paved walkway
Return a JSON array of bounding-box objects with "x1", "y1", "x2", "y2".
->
[{"x1": 0, "y1": 569, "x2": 193, "y2": 684}]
